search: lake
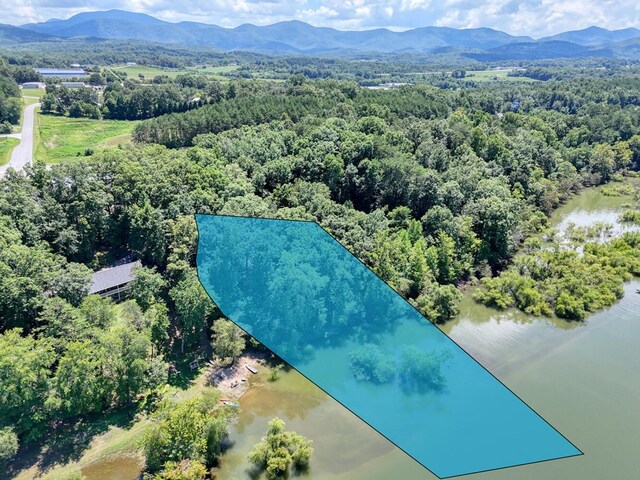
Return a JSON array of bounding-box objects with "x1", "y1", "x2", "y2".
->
[{"x1": 215, "y1": 182, "x2": 640, "y2": 480}]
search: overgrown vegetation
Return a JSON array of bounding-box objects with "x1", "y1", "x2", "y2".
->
[
  {"x1": 0, "y1": 58, "x2": 21, "y2": 131},
  {"x1": 1, "y1": 56, "x2": 640, "y2": 476},
  {"x1": 475, "y1": 231, "x2": 640, "y2": 320},
  {"x1": 247, "y1": 418, "x2": 313, "y2": 479},
  {"x1": 142, "y1": 389, "x2": 232, "y2": 476}
]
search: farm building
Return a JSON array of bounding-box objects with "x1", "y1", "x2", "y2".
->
[
  {"x1": 21, "y1": 82, "x2": 45, "y2": 89},
  {"x1": 61, "y1": 82, "x2": 88, "y2": 89},
  {"x1": 89, "y1": 260, "x2": 141, "y2": 301},
  {"x1": 34, "y1": 68, "x2": 87, "y2": 78}
]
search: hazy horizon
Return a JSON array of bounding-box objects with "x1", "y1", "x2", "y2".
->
[{"x1": 1, "y1": 1, "x2": 639, "y2": 38}]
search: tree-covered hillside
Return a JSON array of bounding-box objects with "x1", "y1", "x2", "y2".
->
[
  {"x1": 1, "y1": 71, "x2": 639, "y2": 476},
  {"x1": 0, "y1": 59, "x2": 20, "y2": 132}
]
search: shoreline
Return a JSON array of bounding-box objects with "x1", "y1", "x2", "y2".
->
[{"x1": 207, "y1": 350, "x2": 272, "y2": 399}]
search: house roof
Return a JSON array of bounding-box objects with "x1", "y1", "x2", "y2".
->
[{"x1": 89, "y1": 261, "x2": 141, "y2": 294}]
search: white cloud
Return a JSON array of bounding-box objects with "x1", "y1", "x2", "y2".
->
[{"x1": 0, "y1": 0, "x2": 639, "y2": 37}]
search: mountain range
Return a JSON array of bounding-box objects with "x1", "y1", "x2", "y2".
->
[{"x1": 2, "y1": 10, "x2": 639, "y2": 59}]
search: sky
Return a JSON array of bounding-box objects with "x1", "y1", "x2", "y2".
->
[{"x1": 1, "y1": 0, "x2": 640, "y2": 38}]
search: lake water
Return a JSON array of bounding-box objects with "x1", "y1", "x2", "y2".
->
[
  {"x1": 77, "y1": 183, "x2": 640, "y2": 480},
  {"x1": 216, "y1": 183, "x2": 640, "y2": 480}
]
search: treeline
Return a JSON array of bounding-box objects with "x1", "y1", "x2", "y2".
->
[
  {"x1": 133, "y1": 76, "x2": 640, "y2": 149},
  {"x1": 476, "y1": 228, "x2": 640, "y2": 319},
  {"x1": 1, "y1": 74, "x2": 640, "y2": 469},
  {"x1": 41, "y1": 84, "x2": 101, "y2": 118},
  {"x1": 0, "y1": 59, "x2": 21, "y2": 132},
  {"x1": 102, "y1": 82, "x2": 204, "y2": 120},
  {"x1": 40, "y1": 72, "x2": 233, "y2": 121},
  {"x1": 133, "y1": 90, "x2": 334, "y2": 147}
]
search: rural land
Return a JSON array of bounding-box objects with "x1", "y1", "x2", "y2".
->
[{"x1": 0, "y1": 8, "x2": 640, "y2": 480}]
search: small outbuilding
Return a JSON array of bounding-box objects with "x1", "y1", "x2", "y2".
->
[
  {"x1": 61, "y1": 82, "x2": 87, "y2": 89},
  {"x1": 21, "y1": 82, "x2": 45, "y2": 89},
  {"x1": 89, "y1": 260, "x2": 141, "y2": 301}
]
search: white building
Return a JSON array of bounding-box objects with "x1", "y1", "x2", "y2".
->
[{"x1": 21, "y1": 82, "x2": 45, "y2": 89}]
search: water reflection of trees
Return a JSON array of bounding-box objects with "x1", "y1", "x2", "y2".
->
[{"x1": 197, "y1": 217, "x2": 404, "y2": 362}]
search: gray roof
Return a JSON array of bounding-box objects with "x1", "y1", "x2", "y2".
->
[
  {"x1": 35, "y1": 68, "x2": 86, "y2": 74},
  {"x1": 89, "y1": 261, "x2": 141, "y2": 294}
]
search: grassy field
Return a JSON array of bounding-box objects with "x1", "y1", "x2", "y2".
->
[
  {"x1": 0, "y1": 137, "x2": 19, "y2": 166},
  {"x1": 34, "y1": 113, "x2": 137, "y2": 164},
  {"x1": 11, "y1": 409, "x2": 147, "y2": 480},
  {"x1": 465, "y1": 69, "x2": 538, "y2": 82},
  {"x1": 109, "y1": 64, "x2": 239, "y2": 80},
  {"x1": 21, "y1": 88, "x2": 46, "y2": 100}
]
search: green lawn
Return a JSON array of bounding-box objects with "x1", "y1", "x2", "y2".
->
[
  {"x1": 22, "y1": 88, "x2": 46, "y2": 99},
  {"x1": 35, "y1": 113, "x2": 138, "y2": 164},
  {"x1": 465, "y1": 69, "x2": 538, "y2": 82},
  {"x1": 109, "y1": 64, "x2": 239, "y2": 80},
  {"x1": 0, "y1": 137, "x2": 19, "y2": 166}
]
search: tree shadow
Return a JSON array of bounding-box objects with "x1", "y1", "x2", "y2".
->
[
  {"x1": 2, "y1": 407, "x2": 137, "y2": 479},
  {"x1": 165, "y1": 343, "x2": 207, "y2": 390}
]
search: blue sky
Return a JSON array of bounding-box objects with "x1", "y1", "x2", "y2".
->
[{"x1": 1, "y1": 0, "x2": 639, "y2": 37}]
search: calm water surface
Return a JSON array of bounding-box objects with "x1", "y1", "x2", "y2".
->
[
  {"x1": 82, "y1": 184, "x2": 640, "y2": 480},
  {"x1": 217, "y1": 183, "x2": 640, "y2": 480}
]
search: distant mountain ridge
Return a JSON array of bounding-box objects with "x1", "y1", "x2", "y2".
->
[
  {"x1": 10, "y1": 9, "x2": 640, "y2": 58},
  {"x1": 540, "y1": 25, "x2": 640, "y2": 46},
  {"x1": 0, "y1": 23, "x2": 59, "y2": 43},
  {"x1": 20, "y1": 10, "x2": 536, "y2": 54}
]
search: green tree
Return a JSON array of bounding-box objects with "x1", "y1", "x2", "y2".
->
[
  {"x1": 590, "y1": 143, "x2": 616, "y2": 183},
  {"x1": 142, "y1": 391, "x2": 228, "y2": 472},
  {"x1": 50, "y1": 340, "x2": 107, "y2": 417},
  {"x1": 129, "y1": 203, "x2": 167, "y2": 265},
  {"x1": 0, "y1": 330, "x2": 55, "y2": 438},
  {"x1": 147, "y1": 302, "x2": 171, "y2": 355},
  {"x1": 156, "y1": 460, "x2": 207, "y2": 480},
  {"x1": 170, "y1": 272, "x2": 213, "y2": 353},
  {"x1": 130, "y1": 266, "x2": 167, "y2": 311},
  {"x1": 248, "y1": 418, "x2": 313, "y2": 479},
  {"x1": 211, "y1": 319, "x2": 245, "y2": 364},
  {"x1": 0, "y1": 427, "x2": 19, "y2": 464}
]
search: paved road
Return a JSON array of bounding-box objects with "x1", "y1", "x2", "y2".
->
[{"x1": 0, "y1": 102, "x2": 40, "y2": 177}]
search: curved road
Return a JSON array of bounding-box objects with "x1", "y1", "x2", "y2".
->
[{"x1": 0, "y1": 102, "x2": 40, "y2": 177}]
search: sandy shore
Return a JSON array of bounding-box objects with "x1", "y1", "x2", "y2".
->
[{"x1": 207, "y1": 351, "x2": 270, "y2": 398}]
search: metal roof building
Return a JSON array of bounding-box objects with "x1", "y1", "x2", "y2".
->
[
  {"x1": 89, "y1": 260, "x2": 141, "y2": 301},
  {"x1": 35, "y1": 68, "x2": 88, "y2": 78},
  {"x1": 21, "y1": 82, "x2": 45, "y2": 89},
  {"x1": 61, "y1": 82, "x2": 87, "y2": 89}
]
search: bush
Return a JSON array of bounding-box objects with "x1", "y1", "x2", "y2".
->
[
  {"x1": 142, "y1": 390, "x2": 229, "y2": 472},
  {"x1": 0, "y1": 427, "x2": 19, "y2": 464},
  {"x1": 400, "y1": 346, "x2": 451, "y2": 392},
  {"x1": 156, "y1": 460, "x2": 207, "y2": 480},
  {"x1": 248, "y1": 418, "x2": 313, "y2": 479}
]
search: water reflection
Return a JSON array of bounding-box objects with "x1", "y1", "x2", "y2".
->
[
  {"x1": 197, "y1": 215, "x2": 579, "y2": 477},
  {"x1": 215, "y1": 183, "x2": 640, "y2": 480}
]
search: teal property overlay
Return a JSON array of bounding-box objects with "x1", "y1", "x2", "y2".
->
[{"x1": 195, "y1": 215, "x2": 581, "y2": 478}]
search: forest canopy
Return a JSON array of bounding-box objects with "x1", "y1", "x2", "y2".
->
[{"x1": 1, "y1": 66, "x2": 639, "y2": 474}]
